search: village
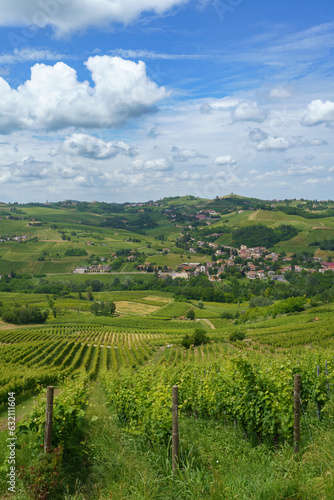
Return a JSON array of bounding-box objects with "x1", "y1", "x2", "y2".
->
[{"x1": 73, "y1": 242, "x2": 334, "y2": 281}]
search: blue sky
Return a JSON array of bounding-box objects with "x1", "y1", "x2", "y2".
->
[{"x1": 0, "y1": 0, "x2": 333, "y2": 202}]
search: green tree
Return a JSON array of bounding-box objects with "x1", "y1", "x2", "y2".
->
[
  {"x1": 193, "y1": 328, "x2": 209, "y2": 346},
  {"x1": 181, "y1": 334, "x2": 192, "y2": 349},
  {"x1": 86, "y1": 286, "x2": 94, "y2": 301},
  {"x1": 229, "y1": 330, "x2": 246, "y2": 342},
  {"x1": 90, "y1": 301, "x2": 99, "y2": 316},
  {"x1": 187, "y1": 309, "x2": 195, "y2": 320}
]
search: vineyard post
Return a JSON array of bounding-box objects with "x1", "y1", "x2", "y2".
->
[
  {"x1": 317, "y1": 366, "x2": 321, "y2": 420},
  {"x1": 294, "y1": 374, "x2": 301, "y2": 455},
  {"x1": 172, "y1": 385, "x2": 179, "y2": 471},
  {"x1": 44, "y1": 386, "x2": 54, "y2": 453}
]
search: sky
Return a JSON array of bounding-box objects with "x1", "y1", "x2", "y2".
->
[{"x1": 0, "y1": 0, "x2": 333, "y2": 203}]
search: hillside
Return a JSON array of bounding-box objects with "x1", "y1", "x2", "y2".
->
[
  {"x1": 1, "y1": 195, "x2": 334, "y2": 499},
  {"x1": 0, "y1": 195, "x2": 333, "y2": 279}
]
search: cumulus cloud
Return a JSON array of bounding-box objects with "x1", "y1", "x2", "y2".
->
[
  {"x1": 53, "y1": 133, "x2": 137, "y2": 159},
  {"x1": 302, "y1": 99, "x2": 334, "y2": 126},
  {"x1": 0, "y1": 0, "x2": 190, "y2": 35},
  {"x1": 171, "y1": 146, "x2": 208, "y2": 162},
  {"x1": 130, "y1": 158, "x2": 173, "y2": 171},
  {"x1": 0, "y1": 156, "x2": 52, "y2": 183},
  {"x1": 0, "y1": 56, "x2": 168, "y2": 133},
  {"x1": 232, "y1": 102, "x2": 266, "y2": 123},
  {"x1": 0, "y1": 156, "x2": 83, "y2": 185},
  {"x1": 214, "y1": 155, "x2": 237, "y2": 166},
  {"x1": 249, "y1": 128, "x2": 327, "y2": 151}
]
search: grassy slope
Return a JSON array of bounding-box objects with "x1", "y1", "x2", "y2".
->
[{"x1": 1, "y1": 199, "x2": 334, "y2": 276}]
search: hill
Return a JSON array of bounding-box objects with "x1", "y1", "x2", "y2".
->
[{"x1": 0, "y1": 195, "x2": 334, "y2": 278}]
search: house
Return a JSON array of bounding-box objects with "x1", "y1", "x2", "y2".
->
[
  {"x1": 246, "y1": 271, "x2": 257, "y2": 279},
  {"x1": 73, "y1": 267, "x2": 89, "y2": 274},
  {"x1": 321, "y1": 262, "x2": 334, "y2": 270},
  {"x1": 172, "y1": 271, "x2": 189, "y2": 280}
]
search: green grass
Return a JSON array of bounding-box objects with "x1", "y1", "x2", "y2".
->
[{"x1": 20, "y1": 382, "x2": 332, "y2": 500}]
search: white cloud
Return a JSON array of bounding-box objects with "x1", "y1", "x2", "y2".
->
[
  {"x1": 54, "y1": 133, "x2": 137, "y2": 159},
  {"x1": 171, "y1": 146, "x2": 208, "y2": 162},
  {"x1": 110, "y1": 49, "x2": 209, "y2": 60},
  {"x1": 200, "y1": 98, "x2": 241, "y2": 114},
  {"x1": 0, "y1": 0, "x2": 190, "y2": 35},
  {"x1": 214, "y1": 155, "x2": 237, "y2": 166},
  {"x1": 304, "y1": 176, "x2": 333, "y2": 185},
  {"x1": 232, "y1": 102, "x2": 266, "y2": 123},
  {"x1": 249, "y1": 128, "x2": 327, "y2": 151},
  {"x1": 0, "y1": 48, "x2": 64, "y2": 65},
  {"x1": 0, "y1": 156, "x2": 52, "y2": 183},
  {"x1": 130, "y1": 158, "x2": 173, "y2": 171},
  {"x1": 0, "y1": 56, "x2": 168, "y2": 132},
  {"x1": 302, "y1": 99, "x2": 334, "y2": 126},
  {"x1": 287, "y1": 165, "x2": 325, "y2": 176},
  {"x1": 328, "y1": 166, "x2": 334, "y2": 172}
]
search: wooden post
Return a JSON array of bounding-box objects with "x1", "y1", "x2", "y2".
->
[
  {"x1": 294, "y1": 374, "x2": 301, "y2": 455},
  {"x1": 44, "y1": 386, "x2": 54, "y2": 453},
  {"x1": 317, "y1": 366, "x2": 321, "y2": 420},
  {"x1": 172, "y1": 385, "x2": 179, "y2": 471},
  {"x1": 325, "y1": 361, "x2": 330, "y2": 395}
]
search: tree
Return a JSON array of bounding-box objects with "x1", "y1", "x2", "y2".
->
[
  {"x1": 187, "y1": 309, "x2": 195, "y2": 320},
  {"x1": 86, "y1": 286, "x2": 94, "y2": 301},
  {"x1": 90, "y1": 301, "x2": 99, "y2": 315},
  {"x1": 1, "y1": 306, "x2": 48, "y2": 325},
  {"x1": 181, "y1": 334, "x2": 192, "y2": 349},
  {"x1": 197, "y1": 300, "x2": 204, "y2": 309},
  {"x1": 229, "y1": 330, "x2": 246, "y2": 342},
  {"x1": 193, "y1": 328, "x2": 209, "y2": 346}
]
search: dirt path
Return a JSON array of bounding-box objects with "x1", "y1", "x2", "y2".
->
[
  {"x1": 0, "y1": 321, "x2": 37, "y2": 331},
  {"x1": 197, "y1": 318, "x2": 216, "y2": 329}
]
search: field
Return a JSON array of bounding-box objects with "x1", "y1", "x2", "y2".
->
[
  {"x1": 0, "y1": 291, "x2": 334, "y2": 498},
  {"x1": 1, "y1": 196, "x2": 334, "y2": 498}
]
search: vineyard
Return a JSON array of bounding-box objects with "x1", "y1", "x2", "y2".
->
[
  {"x1": 1, "y1": 302, "x2": 334, "y2": 498},
  {"x1": 0, "y1": 326, "x2": 158, "y2": 406}
]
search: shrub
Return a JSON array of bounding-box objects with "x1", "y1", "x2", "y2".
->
[
  {"x1": 181, "y1": 334, "x2": 192, "y2": 349},
  {"x1": 249, "y1": 296, "x2": 273, "y2": 308},
  {"x1": 65, "y1": 248, "x2": 88, "y2": 256},
  {"x1": 229, "y1": 330, "x2": 246, "y2": 342},
  {"x1": 18, "y1": 446, "x2": 63, "y2": 500},
  {"x1": 1, "y1": 306, "x2": 48, "y2": 325},
  {"x1": 193, "y1": 328, "x2": 210, "y2": 346},
  {"x1": 187, "y1": 309, "x2": 195, "y2": 320},
  {"x1": 181, "y1": 328, "x2": 210, "y2": 348}
]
